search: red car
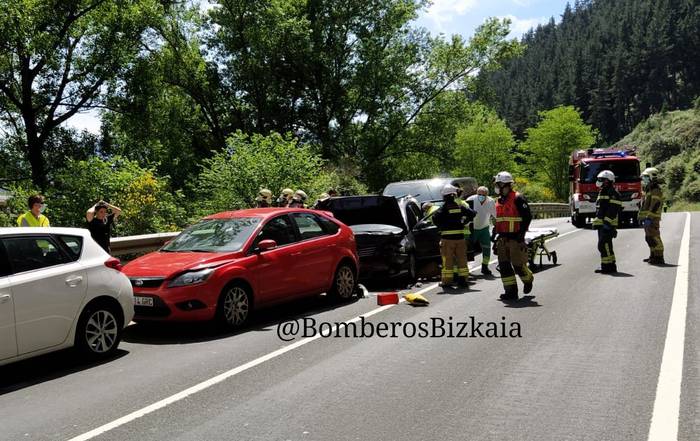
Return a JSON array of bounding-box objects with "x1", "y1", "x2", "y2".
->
[{"x1": 122, "y1": 208, "x2": 359, "y2": 327}]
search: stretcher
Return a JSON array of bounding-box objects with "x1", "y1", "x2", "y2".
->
[{"x1": 524, "y1": 227, "x2": 559, "y2": 268}]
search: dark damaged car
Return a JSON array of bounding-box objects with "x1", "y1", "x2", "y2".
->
[{"x1": 316, "y1": 195, "x2": 442, "y2": 281}]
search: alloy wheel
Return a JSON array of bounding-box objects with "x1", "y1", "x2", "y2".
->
[
  {"x1": 223, "y1": 286, "x2": 249, "y2": 326},
  {"x1": 335, "y1": 266, "x2": 355, "y2": 299},
  {"x1": 85, "y1": 310, "x2": 119, "y2": 354}
]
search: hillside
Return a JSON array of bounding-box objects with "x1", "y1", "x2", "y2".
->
[{"x1": 615, "y1": 105, "x2": 700, "y2": 206}]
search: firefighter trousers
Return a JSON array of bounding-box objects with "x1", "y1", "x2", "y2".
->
[
  {"x1": 644, "y1": 221, "x2": 664, "y2": 258},
  {"x1": 472, "y1": 227, "x2": 491, "y2": 265},
  {"x1": 597, "y1": 228, "x2": 617, "y2": 271},
  {"x1": 496, "y1": 237, "x2": 533, "y2": 295},
  {"x1": 440, "y1": 239, "x2": 468, "y2": 284}
]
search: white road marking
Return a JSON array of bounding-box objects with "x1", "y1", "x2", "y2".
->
[
  {"x1": 68, "y1": 282, "x2": 438, "y2": 441},
  {"x1": 71, "y1": 223, "x2": 579, "y2": 440},
  {"x1": 647, "y1": 212, "x2": 691, "y2": 441}
]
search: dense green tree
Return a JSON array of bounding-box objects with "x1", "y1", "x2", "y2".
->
[
  {"x1": 0, "y1": 0, "x2": 166, "y2": 188},
  {"x1": 521, "y1": 106, "x2": 597, "y2": 201}
]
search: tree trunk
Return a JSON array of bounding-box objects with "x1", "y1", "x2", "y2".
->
[{"x1": 25, "y1": 129, "x2": 47, "y2": 190}]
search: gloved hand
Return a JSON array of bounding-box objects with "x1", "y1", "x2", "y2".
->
[{"x1": 643, "y1": 218, "x2": 653, "y2": 228}]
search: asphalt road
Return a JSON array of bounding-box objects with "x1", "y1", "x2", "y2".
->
[{"x1": 1, "y1": 213, "x2": 698, "y2": 441}]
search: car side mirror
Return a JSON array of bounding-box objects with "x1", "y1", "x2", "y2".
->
[{"x1": 257, "y1": 239, "x2": 277, "y2": 252}]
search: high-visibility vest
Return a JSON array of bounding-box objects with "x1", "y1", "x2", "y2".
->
[
  {"x1": 495, "y1": 192, "x2": 522, "y2": 234},
  {"x1": 455, "y1": 198, "x2": 471, "y2": 237},
  {"x1": 17, "y1": 211, "x2": 50, "y2": 227}
]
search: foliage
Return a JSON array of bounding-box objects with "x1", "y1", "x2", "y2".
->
[
  {"x1": 453, "y1": 106, "x2": 516, "y2": 187},
  {"x1": 680, "y1": 179, "x2": 700, "y2": 203},
  {"x1": 479, "y1": 0, "x2": 700, "y2": 143},
  {"x1": 50, "y1": 156, "x2": 185, "y2": 235},
  {"x1": 521, "y1": 106, "x2": 597, "y2": 201},
  {"x1": 0, "y1": 0, "x2": 165, "y2": 188},
  {"x1": 191, "y1": 132, "x2": 324, "y2": 216},
  {"x1": 513, "y1": 177, "x2": 557, "y2": 203},
  {"x1": 0, "y1": 184, "x2": 40, "y2": 227}
]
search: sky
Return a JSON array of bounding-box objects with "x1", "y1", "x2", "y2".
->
[{"x1": 66, "y1": 0, "x2": 572, "y2": 135}]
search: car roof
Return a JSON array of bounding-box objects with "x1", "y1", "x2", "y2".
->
[
  {"x1": 204, "y1": 207, "x2": 323, "y2": 219},
  {"x1": 0, "y1": 227, "x2": 90, "y2": 237}
]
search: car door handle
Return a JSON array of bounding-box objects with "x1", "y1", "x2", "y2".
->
[
  {"x1": 65, "y1": 276, "x2": 84, "y2": 287},
  {"x1": 0, "y1": 294, "x2": 10, "y2": 304}
]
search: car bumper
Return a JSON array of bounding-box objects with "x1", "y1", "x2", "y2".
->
[
  {"x1": 358, "y1": 253, "x2": 409, "y2": 279},
  {"x1": 575, "y1": 200, "x2": 641, "y2": 214},
  {"x1": 132, "y1": 284, "x2": 219, "y2": 322}
]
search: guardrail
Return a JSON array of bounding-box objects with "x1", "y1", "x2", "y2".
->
[
  {"x1": 530, "y1": 203, "x2": 570, "y2": 219},
  {"x1": 110, "y1": 232, "x2": 179, "y2": 257}
]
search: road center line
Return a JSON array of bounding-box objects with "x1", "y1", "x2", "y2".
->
[
  {"x1": 70, "y1": 223, "x2": 578, "y2": 440},
  {"x1": 647, "y1": 212, "x2": 691, "y2": 441}
]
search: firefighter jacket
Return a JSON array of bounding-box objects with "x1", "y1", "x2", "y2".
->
[
  {"x1": 639, "y1": 185, "x2": 663, "y2": 221},
  {"x1": 593, "y1": 185, "x2": 622, "y2": 228},
  {"x1": 433, "y1": 201, "x2": 475, "y2": 240}
]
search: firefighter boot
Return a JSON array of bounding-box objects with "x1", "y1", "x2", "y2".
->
[
  {"x1": 649, "y1": 256, "x2": 665, "y2": 265},
  {"x1": 481, "y1": 264, "x2": 492, "y2": 276},
  {"x1": 499, "y1": 286, "x2": 518, "y2": 301}
]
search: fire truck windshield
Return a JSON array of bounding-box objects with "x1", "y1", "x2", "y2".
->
[{"x1": 580, "y1": 161, "x2": 641, "y2": 183}]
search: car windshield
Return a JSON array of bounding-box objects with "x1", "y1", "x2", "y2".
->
[
  {"x1": 580, "y1": 161, "x2": 641, "y2": 183},
  {"x1": 162, "y1": 218, "x2": 261, "y2": 253}
]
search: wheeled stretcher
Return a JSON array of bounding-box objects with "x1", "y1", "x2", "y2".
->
[{"x1": 524, "y1": 228, "x2": 559, "y2": 268}]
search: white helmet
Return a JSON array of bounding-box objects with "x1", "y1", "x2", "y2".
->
[
  {"x1": 494, "y1": 171, "x2": 514, "y2": 184},
  {"x1": 642, "y1": 167, "x2": 659, "y2": 180},
  {"x1": 597, "y1": 170, "x2": 616, "y2": 182},
  {"x1": 441, "y1": 184, "x2": 458, "y2": 196},
  {"x1": 294, "y1": 190, "x2": 308, "y2": 200}
]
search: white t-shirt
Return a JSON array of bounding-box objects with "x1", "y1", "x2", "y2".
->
[{"x1": 467, "y1": 194, "x2": 497, "y2": 230}]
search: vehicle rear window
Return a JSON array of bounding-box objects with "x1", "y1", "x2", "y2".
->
[
  {"x1": 3, "y1": 236, "x2": 70, "y2": 274},
  {"x1": 0, "y1": 241, "x2": 10, "y2": 277},
  {"x1": 317, "y1": 215, "x2": 340, "y2": 235},
  {"x1": 383, "y1": 183, "x2": 431, "y2": 200},
  {"x1": 57, "y1": 235, "x2": 83, "y2": 261}
]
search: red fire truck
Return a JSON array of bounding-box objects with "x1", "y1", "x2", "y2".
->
[{"x1": 569, "y1": 146, "x2": 643, "y2": 228}]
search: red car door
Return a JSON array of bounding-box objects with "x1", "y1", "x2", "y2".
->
[
  {"x1": 289, "y1": 212, "x2": 337, "y2": 294},
  {"x1": 249, "y1": 215, "x2": 306, "y2": 305}
]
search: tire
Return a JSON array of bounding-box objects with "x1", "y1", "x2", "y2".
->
[
  {"x1": 571, "y1": 212, "x2": 585, "y2": 228},
  {"x1": 216, "y1": 283, "x2": 252, "y2": 329},
  {"x1": 75, "y1": 302, "x2": 123, "y2": 358},
  {"x1": 329, "y1": 263, "x2": 357, "y2": 301}
]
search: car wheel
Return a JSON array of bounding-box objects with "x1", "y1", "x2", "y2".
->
[
  {"x1": 75, "y1": 303, "x2": 122, "y2": 358},
  {"x1": 217, "y1": 283, "x2": 252, "y2": 328},
  {"x1": 330, "y1": 263, "x2": 356, "y2": 301}
]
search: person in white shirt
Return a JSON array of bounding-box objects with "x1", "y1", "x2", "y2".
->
[{"x1": 467, "y1": 186, "x2": 497, "y2": 275}]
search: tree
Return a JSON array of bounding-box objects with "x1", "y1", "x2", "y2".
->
[
  {"x1": 191, "y1": 132, "x2": 324, "y2": 216},
  {"x1": 522, "y1": 106, "x2": 596, "y2": 200},
  {"x1": 452, "y1": 106, "x2": 516, "y2": 187},
  {"x1": 0, "y1": 0, "x2": 164, "y2": 188}
]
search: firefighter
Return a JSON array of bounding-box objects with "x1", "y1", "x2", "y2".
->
[
  {"x1": 592, "y1": 170, "x2": 622, "y2": 274},
  {"x1": 255, "y1": 189, "x2": 273, "y2": 208},
  {"x1": 493, "y1": 171, "x2": 533, "y2": 301},
  {"x1": 288, "y1": 190, "x2": 308, "y2": 208},
  {"x1": 433, "y1": 185, "x2": 475, "y2": 288},
  {"x1": 276, "y1": 188, "x2": 294, "y2": 207},
  {"x1": 640, "y1": 167, "x2": 664, "y2": 264}
]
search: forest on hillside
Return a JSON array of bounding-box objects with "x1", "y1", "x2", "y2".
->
[{"x1": 479, "y1": 0, "x2": 700, "y2": 143}]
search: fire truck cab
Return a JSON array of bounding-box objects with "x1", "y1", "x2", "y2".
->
[{"x1": 569, "y1": 146, "x2": 642, "y2": 228}]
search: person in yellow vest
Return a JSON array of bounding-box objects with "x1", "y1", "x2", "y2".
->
[
  {"x1": 17, "y1": 194, "x2": 50, "y2": 227},
  {"x1": 639, "y1": 167, "x2": 665, "y2": 264},
  {"x1": 493, "y1": 172, "x2": 533, "y2": 301}
]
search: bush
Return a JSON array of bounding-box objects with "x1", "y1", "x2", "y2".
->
[
  {"x1": 192, "y1": 131, "x2": 324, "y2": 216},
  {"x1": 0, "y1": 185, "x2": 41, "y2": 227},
  {"x1": 664, "y1": 159, "x2": 686, "y2": 194},
  {"x1": 646, "y1": 135, "x2": 683, "y2": 164},
  {"x1": 514, "y1": 177, "x2": 558, "y2": 202},
  {"x1": 680, "y1": 179, "x2": 700, "y2": 202},
  {"x1": 50, "y1": 156, "x2": 186, "y2": 235}
]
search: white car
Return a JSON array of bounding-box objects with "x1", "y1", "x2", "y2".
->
[{"x1": 0, "y1": 227, "x2": 134, "y2": 366}]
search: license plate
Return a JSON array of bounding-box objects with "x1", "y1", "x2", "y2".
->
[{"x1": 134, "y1": 296, "x2": 154, "y2": 307}]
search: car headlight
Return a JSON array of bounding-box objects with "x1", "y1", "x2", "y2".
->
[{"x1": 168, "y1": 268, "x2": 215, "y2": 288}]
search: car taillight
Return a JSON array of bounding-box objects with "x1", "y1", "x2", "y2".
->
[{"x1": 105, "y1": 257, "x2": 123, "y2": 271}]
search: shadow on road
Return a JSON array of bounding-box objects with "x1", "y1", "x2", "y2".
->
[
  {"x1": 500, "y1": 295, "x2": 541, "y2": 308},
  {"x1": 609, "y1": 272, "x2": 635, "y2": 278},
  {"x1": 529, "y1": 263, "x2": 561, "y2": 274},
  {"x1": 123, "y1": 293, "x2": 367, "y2": 345},
  {"x1": 0, "y1": 349, "x2": 128, "y2": 395}
]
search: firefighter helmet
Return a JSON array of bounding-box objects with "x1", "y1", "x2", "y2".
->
[
  {"x1": 642, "y1": 167, "x2": 660, "y2": 180},
  {"x1": 441, "y1": 184, "x2": 458, "y2": 196},
  {"x1": 596, "y1": 170, "x2": 616, "y2": 182},
  {"x1": 494, "y1": 171, "x2": 514, "y2": 184}
]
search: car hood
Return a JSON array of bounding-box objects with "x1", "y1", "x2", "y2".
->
[
  {"x1": 317, "y1": 196, "x2": 407, "y2": 231},
  {"x1": 350, "y1": 224, "x2": 404, "y2": 235},
  {"x1": 122, "y1": 251, "x2": 242, "y2": 278}
]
